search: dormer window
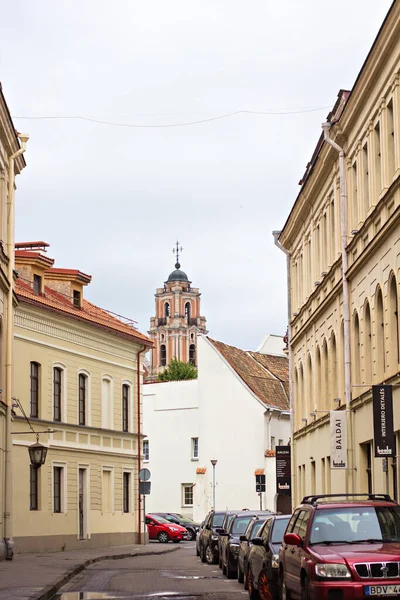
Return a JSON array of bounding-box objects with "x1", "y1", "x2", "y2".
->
[
  {"x1": 73, "y1": 290, "x2": 81, "y2": 308},
  {"x1": 33, "y1": 274, "x2": 42, "y2": 295}
]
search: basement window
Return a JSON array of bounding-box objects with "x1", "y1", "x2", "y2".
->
[{"x1": 73, "y1": 290, "x2": 81, "y2": 308}]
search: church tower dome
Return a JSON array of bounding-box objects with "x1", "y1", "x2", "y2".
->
[{"x1": 148, "y1": 242, "x2": 207, "y2": 379}]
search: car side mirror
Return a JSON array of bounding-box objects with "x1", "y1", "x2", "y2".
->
[
  {"x1": 239, "y1": 535, "x2": 247, "y2": 542},
  {"x1": 284, "y1": 533, "x2": 302, "y2": 547},
  {"x1": 251, "y1": 537, "x2": 264, "y2": 546}
]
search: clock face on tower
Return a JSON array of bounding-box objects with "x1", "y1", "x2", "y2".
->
[{"x1": 147, "y1": 244, "x2": 207, "y2": 380}]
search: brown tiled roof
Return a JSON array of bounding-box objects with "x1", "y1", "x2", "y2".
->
[
  {"x1": 15, "y1": 278, "x2": 152, "y2": 346},
  {"x1": 196, "y1": 467, "x2": 207, "y2": 475},
  {"x1": 207, "y1": 338, "x2": 289, "y2": 411}
]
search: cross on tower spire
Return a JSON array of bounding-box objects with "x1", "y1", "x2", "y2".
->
[{"x1": 172, "y1": 240, "x2": 183, "y2": 269}]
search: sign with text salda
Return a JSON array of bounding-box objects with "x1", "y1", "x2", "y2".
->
[
  {"x1": 276, "y1": 446, "x2": 291, "y2": 496},
  {"x1": 373, "y1": 385, "x2": 395, "y2": 458},
  {"x1": 330, "y1": 411, "x2": 347, "y2": 469}
]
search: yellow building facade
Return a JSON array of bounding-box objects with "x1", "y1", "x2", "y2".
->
[
  {"x1": 0, "y1": 87, "x2": 27, "y2": 560},
  {"x1": 278, "y1": 3, "x2": 400, "y2": 505},
  {"x1": 12, "y1": 243, "x2": 152, "y2": 552}
]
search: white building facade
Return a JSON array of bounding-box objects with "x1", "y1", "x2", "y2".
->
[{"x1": 143, "y1": 335, "x2": 290, "y2": 522}]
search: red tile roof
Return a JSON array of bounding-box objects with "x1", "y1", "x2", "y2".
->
[
  {"x1": 45, "y1": 268, "x2": 92, "y2": 284},
  {"x1": 254, "y1": 469, "x2": 265, "y2": 476},
  {"x1": 15, "y1": 278, "x2": 152, "y2": 346},
  {"x1": 265, "y1": 450, "x2": 277, "y2": 457},
  {"x1": 207, "y1": 337, "x2": 289, "y2": 411},
  {"x1": 196, "y1": 467, "x2": 207, "y2": 475}
]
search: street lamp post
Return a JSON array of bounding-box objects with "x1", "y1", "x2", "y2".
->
[{"x1": 210, "y1": 459, "x2": 217, "y2": 509}]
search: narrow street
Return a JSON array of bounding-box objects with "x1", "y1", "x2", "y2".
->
[{"x1": 53, "y1": 542, "x2": 247, "y2": 600}]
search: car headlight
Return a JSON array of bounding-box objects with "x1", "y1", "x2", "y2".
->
[
  {"x1": 211, "y1": 534, "x2": 219, "y2": 541},
  {"x1": 315, "y1": 563, "x2": 351, "y2": 579},
  {"x1": 169, "y1": 527, "x2": 179, "y2": 532},
  {"x1": 271, "y1": 554, "x2": 279, "y2": 569}
]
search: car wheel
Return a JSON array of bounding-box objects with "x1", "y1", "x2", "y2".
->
[
  {"x1": 238, "y1": 563, "x2": 244, "y2": 584},
  {"x1": 258, "y1": 570, "x2": 272, "y2": 600},
  {"x1": 187, "y1": 529, "x2": 196, "y2": 541},
  {"x1": 227, "y1": 557, "x2": 236, "y2": 579},
  {"x1": 205, "y1": 545, "x2": 216, "y2": 565},
  {"x1": 247, "y1": 566, "x2": 259, "y2": 600},
  {"x1": 158, "y1": 531, "x2": 169, "y2": 543},
  {"x1": 200, "y1": 545, "x2": 206, "y2": 563},
  {"x1": 301, "y1": 576, "x2": 310, "y2": 600}
]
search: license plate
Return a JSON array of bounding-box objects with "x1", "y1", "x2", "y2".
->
[{"x1": 366, "y1": 585, "x2": 400, "y2": 596}]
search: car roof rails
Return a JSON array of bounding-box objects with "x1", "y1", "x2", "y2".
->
[{"x1": 301, "y1": 493, "x2": 394, "y2": 506}]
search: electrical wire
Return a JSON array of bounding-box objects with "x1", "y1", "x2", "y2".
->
[{"x1": 13, "y1": 105, "x2": 332, "y2": 129}]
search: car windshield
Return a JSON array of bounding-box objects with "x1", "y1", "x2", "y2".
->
[
  {"x1": 232, "y1": 516, "x2": 253, "y2": 534},
  {"x1": 309, "y1": 506, "x2": 400, "y2": 544},
  {"x1": 271, "y1": 518, "x2": 290, "y2": 544},
  {"x1": 149, "y1": 515, "x2": 170, "y2": 524},
  {"x1": 177, "y1": 516, "x2": 196, "y2": 524},
  {"x1": 212, "y1": 513, "x2": 225, "y2": 527}
]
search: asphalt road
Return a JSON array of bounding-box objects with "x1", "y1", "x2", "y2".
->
[{"x1": 53, "y1": 542, "x2": 248, "y2": 600}]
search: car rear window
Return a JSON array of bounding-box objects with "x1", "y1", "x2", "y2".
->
[
  {"x1": 232, "y1": 516, "x2": 252, "y2": 534},
  {"x1": 271, "y1": 517, "x2": 290, "y2": 544},
  {"x1": 212, "y1": 513, "x2": 225, "y2": 527}
]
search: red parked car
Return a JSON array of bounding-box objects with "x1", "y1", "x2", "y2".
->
[
  {"x1": 145, "y1": 513, "x2": 189, "y2": 543},
  {"x1": 279, "y1": 493, "x2": 400, "y2": 600}
]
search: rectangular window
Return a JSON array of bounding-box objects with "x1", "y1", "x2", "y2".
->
[
  {"x1": 30, "y1": 466, "x2": 38, "y2": 510},
  {"x1": 182, "y1": 484, "x2": 193, "y2": 507},
  {"x1": 30, "y1": 362, "x2": 39, "y2": 418},
  {"x1": 352, "y1": 161, "x2": 358, "y2": 227},
  {"x1": 122, "y1": 384, "x2": 129, "y2": 432},
  {"x1": 123, "y1": 472, "x2": 130, "y2": 513},
  {"x1": 191, "y1": 437, "x2": 199, "y2": 459},
  {"x1": 53, "y1": 466, "x2": 62, "y2": 513},
  {"x1": 278, "y1": 439, "x2": 283, "y2": 447},
  {"x1": 33, "y1": 274, "x2": 42, "y2": 295},
  {"x1": 102, "y1": 469, "x2": 112, "y2": 513},
  {"x1": 53, "y1": 367, "x2": 62, "y2": 422},
  {"x1": 73, "y1": 290, "x2": 81, "y2": 308},
  {"x1": 79, "y1": 374, "x2": 86, "y2": 426},
  {"x1": 143, "y1": 439, "x2": 149, "y2": 461},
  {"x1": 271, "y1": 436, "x2": 276, "y2": 450}
]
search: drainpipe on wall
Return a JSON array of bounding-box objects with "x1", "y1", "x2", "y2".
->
[
  {"x1": 321, "y1": 122, "x2": 354, "y2": 493},
  {"x1": 4, "y1": 134, "x2": 29, "y2": 559},
  {"x1": 137, "y1": 345, "x2": 146, "y2": 545},
  {"x1": 272, "y1": 231, "x2": 295, "y2": 508}
]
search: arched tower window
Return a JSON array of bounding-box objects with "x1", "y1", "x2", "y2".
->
[
  {"x1": 364, "y1": 301, "x2": 372, "y2": 383},
  {"x1": 185, "y1": 302, "x2": 191, "y2": 322},
  {"x1": 189, "y1": 344, "x2": 196, "y2": 365},
  {"x1": 160, "y1": 344, "x2": 167, "y2": 367},
  {"x1": 375, "y1": 287, "x2": 385, "y2": 379},
  {"x1": 388, "y1": 274, "x2": 399, "y2": 369},
  {"x1": 164, "y1": 302, "x2": 170, "y2": 317}
]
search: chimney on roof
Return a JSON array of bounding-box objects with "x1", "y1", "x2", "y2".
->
[{"x1": 15, "y1": 242, "x2": 54, "y2": 295}]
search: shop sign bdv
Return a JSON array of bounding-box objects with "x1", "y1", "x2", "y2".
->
[
  {"x1": 373, "y1": 385, "x2": 395, "y2": 458},
  {"x1": 275, "y1": 446, "x2": 291, "y2": 496}
]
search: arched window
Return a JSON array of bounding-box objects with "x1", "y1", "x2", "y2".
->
[
  {"x1": 189, "y1": 344, "x2": 196, "y2": 365},
  {"x1": 78, "y1": 373, "x2": 87, "y2": 426},
  {"x1": 185, "y1": 302, "x2": 191, "y2": 322},
  {"x1": 329, "y1": 333, "x2": 338, "y2": 403},
  {"x1": 299, "y1": 363, "x2": 305, "y2": 426},
  {"x1": 307, "y1": 353, "x2": 312, "y2": 417},
  {"x1": 364, "y1": 301, "x2": 372, "y2": 383},
  {"x1": 375, "y1": 287, "x2": 385, "y2": 379},
  {"x1": 316, "y1": 347, "x2": 321, "y2": 413},
  {"x1": 122, "y1": 383, "x2": 130, "y2": 432},
  {"x1": 388, "y1": 274, "x2": 399, "y2": 370},
  {"x1": 352, "y1": 312, "x2": 360, "y2": 386},
  {"x1": 164, "y1": 302, "x2": 170, "y2": 317},
  {"x1": 294, "y1": 367, "x2": 299, "y2": 429},
  {"x1": 322, "y1": 339, "x2": 328, "y2": 410},
  {"x1": 160, "y1": 344, "x2": 167, "y2": 367}
]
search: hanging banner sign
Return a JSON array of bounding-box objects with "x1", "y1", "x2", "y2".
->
[
  {"x1": 330, "y1": 411, "x2": 347, "y2": 469},
  {"x1": 276, "y1": 446, "x2": 291, "y2": 496},
  {"x1": 373, "y1": 385, "x2": 395, "y2": 458}
]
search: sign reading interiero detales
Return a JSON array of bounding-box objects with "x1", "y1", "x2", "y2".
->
[
  {"x1": 276, "y1": 446, "x2": 291, "y2": 496},
  {"x1": 372, "y1": 385, "x2": 395, "y2": 458}
]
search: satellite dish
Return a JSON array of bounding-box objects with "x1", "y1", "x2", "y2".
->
[{"x1": 139, "y1": 468, "x2": 151, "y2": 481}]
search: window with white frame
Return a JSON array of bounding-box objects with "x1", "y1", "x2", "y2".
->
[
  {"x1": 123, "y1": 471, "x2": 132, "y2": 513},
  {"x1": 78, "y1": 373, "x2": 87, "y2": 426},
  {"x1": 143, "y1": 439, "x2": 149, "y2": 461},
  {"x1": 53, "y1": 367, "x2": 63, "y2": 422},
  {"x1": 182, "y1": 483, "x2": 194, "y2": 507},
  {"x1": 270, "y1": 436, "x2": 276, "y2": 450},
  {"x1": 122, "y1": 384, "x2": 129, "y2": 432},
  {"x1": 102, "y1": 468, "x2": 113, "y2": 513},
  {"x1": 101, "y1": 376, "x2": 113, "y2": 429},
  {"x1": 191, "y1": 437, "x2": 199, "y2": 460},
  {"x1": 53, "y1": 464, "x2": 65, "y2": 513}
]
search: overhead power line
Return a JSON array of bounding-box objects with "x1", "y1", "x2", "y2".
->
[{"x1": 13, "y1": 105, "x2": 332, "y2": 129}]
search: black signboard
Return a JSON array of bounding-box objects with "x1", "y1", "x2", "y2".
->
[
  {"x1": 255, "y1": 474, "x2": 266, "y2": 493},
  {"x1": 373, "y1": 385, "x2": 395, "y2": 458},
  {"x1": 276, "y1": 446, "x2": 291, "y2": 497},
  {"x1": 139, "y1": 481, "x2": 151, "y2": 495}
]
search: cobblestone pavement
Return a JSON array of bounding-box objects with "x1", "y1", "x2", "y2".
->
[
  {"x1": 0, "y1": 541, "x2": 178, "y2": 600},
  {"x1": 53, "y1": 543, "x2": 248, "y2": 600}
]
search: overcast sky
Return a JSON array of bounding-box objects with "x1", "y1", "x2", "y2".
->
[{"x1": 0, "y1": 0, "x2": 393, "y2": 351}]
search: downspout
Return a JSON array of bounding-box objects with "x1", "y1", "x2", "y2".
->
[
  {"x1": 321, "y1": 122, "x2": 354, "y2": 493},
  {"x1": 272, "y1": 231, "x2": 295, "y2": 508},
  {"x1": 137, "y1": 345, "x2": 146, "y2": 544},
  {"x1": 4, "y1": 133, "x2": 29, "y2": 559}
]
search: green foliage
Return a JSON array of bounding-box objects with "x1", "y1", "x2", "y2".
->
[{"x1": 158, "y1": 358, "x2": 198, "y2": 382}]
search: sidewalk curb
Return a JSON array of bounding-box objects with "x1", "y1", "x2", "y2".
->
[{"x1": 34, "y1": 546, "x2": 180, "y2": 600}]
